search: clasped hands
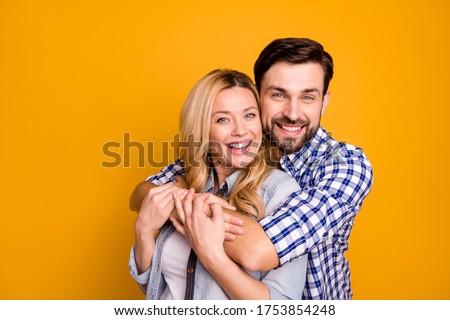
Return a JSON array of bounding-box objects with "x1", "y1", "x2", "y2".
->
[{"x1": 134, "y1": 176, "x2": 244, "y2": 250}]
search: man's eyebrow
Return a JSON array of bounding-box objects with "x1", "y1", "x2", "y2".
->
[
  {"x1": 266, "y1": 86, "x2": 321, "y2": 95},
  {"x1": 266, "y1": 85, "x2": 287, "y2": 93},
  {"x1": 302, "y1": 88, "x2": 321, "y2": 94}
]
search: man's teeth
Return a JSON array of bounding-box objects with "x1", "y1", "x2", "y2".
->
[
  {"x1": 228, "y1": 141, "x2": 250, "y2": 149},
  {"x1": 281, "y1": 125, "x2": 301, "y2": 132}
]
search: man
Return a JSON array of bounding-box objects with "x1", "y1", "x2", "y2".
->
[{"x1": 130, "y1": 38, "x2": 373, "y2": 299}]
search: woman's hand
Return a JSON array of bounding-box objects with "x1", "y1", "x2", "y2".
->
[
  {"x1": 170, "y1": 190, "x2": 243, "y2": 240},
  {"x1": 172, "y1": 189, "x2": 226, "y2": 261},
  {"x1": 172, "y1": 189, "x2": 270, "y2": 299},
  {"x1": 133, "y1": 183, "x2": 187, "y2": 274},
  {"x1": 135, "y1": 183, "x2": 187, "y2": 237}
]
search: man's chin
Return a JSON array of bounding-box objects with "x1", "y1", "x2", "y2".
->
[
  {"x1": 277, "y1": 139, "x2": 305, "y2": 155},
  {"x1": 269, "y1": 130, "x2": 302, "y2": 152},
  {"x1": 270, "y1": 125, "x2": 318, "y2": 155},
  {"x1": 272, "y1": 131, "x2": 314, "y2": 155}
]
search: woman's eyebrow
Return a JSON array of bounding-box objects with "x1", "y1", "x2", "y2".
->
[{"x1": 212, "y1": 106, "x2": 258, "y2": 116}]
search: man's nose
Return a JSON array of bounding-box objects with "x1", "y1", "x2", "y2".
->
[{"x1": 282, "y1": 99, "x2": 301, "y2": 121}]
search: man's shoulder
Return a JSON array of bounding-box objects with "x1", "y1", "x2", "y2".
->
[
  {"x1": 310, "y1": 127, "x2": 370, "y2": 164},
  {"x1": 286, "y1": 127, "x2": 372, "y2": 173},
  {"x1": 326, "y1": 138, "x2": 368, "y2": 161},
  {"x1": 287, "y1": 128, "x2": 373, "y2": 203}
]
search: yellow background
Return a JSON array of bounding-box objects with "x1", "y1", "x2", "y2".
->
[{"x1": 1, "y1": 0, "x2": 449, "y2": 299}]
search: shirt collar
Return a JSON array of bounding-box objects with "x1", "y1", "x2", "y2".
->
[
  {"x1": 282, "y1": 126, "x2": 330, "y2": 166},
  {"x1": 204, "y1": 169, "x2": 242, "y2": 197}
]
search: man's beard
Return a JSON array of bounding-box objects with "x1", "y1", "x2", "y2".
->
[{"x1": 265, "y1": 116, "x2": 319, "y2": 155}]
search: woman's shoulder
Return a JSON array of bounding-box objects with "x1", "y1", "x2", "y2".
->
[
  {"x1": 263, "y1": 168, "x2": 297, "y2": 187},
  {"x1": 260, "y1": 169, "x2": 300, "y2": 199},
  {"x1": 259, "y1": 169, "x2": 300, "y2": 216}
]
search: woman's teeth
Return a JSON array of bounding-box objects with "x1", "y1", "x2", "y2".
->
[{"x1": 228, "y1": 141, "x2": 250, "y2": 149}]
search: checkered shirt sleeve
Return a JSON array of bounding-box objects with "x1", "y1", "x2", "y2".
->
[
  {"x1": 260, "y1": 144, "x2": 373, "y2": 266},
  {"x1": 145, "y1": 158, "x2": 185, "y2": 186}
]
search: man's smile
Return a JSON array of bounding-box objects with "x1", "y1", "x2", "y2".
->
[{"x1": 274, "y1": 122, "x2": 307, "y2": 136}]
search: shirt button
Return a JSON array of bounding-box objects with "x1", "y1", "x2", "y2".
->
[{"x1": 187, "y1": 268, "x2": 194, "y2": 274}]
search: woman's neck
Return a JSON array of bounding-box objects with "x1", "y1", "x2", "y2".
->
[{"x1": 213, "y1": 166, "x2": 237, "y2": 193}]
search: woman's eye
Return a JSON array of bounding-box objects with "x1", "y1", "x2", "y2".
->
[
  {"x1": 216, "y1": 117, "x2": 229, "y2": 123},
  {"x1": 244, "y1": 113, "x2": 257, "y2": 119}
]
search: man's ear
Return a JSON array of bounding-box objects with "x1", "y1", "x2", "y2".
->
[{"x1": 321, "y1": 90, "x2": 331, "y2": 116}]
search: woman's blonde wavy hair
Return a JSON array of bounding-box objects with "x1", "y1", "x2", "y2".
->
[{"x1": 178, "y1": 69, "x2": 275, "y2": 219}]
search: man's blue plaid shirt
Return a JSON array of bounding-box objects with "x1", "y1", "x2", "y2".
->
[{"x1": 146, "y1": 127, "x2": 373, "y2": 299}]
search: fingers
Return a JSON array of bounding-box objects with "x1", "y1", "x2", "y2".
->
[
  {"x1": 225, "y1": 222, "x2": 244, "y2": 234},
  {"x1": 223, "y1": 212, "x2": 244, "y2": 226},
  {"x1": 145, "y1": 183, "x2": 190, "y2": 211},
  {"x1": 182, "y1": 188, "x2": 195, "y2": 222},
  {"x1": 223, "y1": 211, "x2": 244, "y2": 238},
  {"x1": 172, "y1": 190, "x2": 242, "y2": 243},
  {"x1": 203, "y1": 194, "x2": 236, "y2": 211},
  {"x1": 210, "y1": 203, "x2": 224, "y2": 224},
  {"x1": 143, "y1": 183, "x2": 174, "y2": 205},
  {"x1": 173, "y1": 191, "x2": 186, "y2": 224},
  {"x1": 222, "y1": 211, "x2": 244, "y2": 241},
  {"x1": 193, "y1": 192, "x2": 214, "y2": 217},
  {"x1": 224, "y1": 219, "x2": 244, "y2": 241},
  {"x1": 221, "y1": 202, "x2": 237, "y2": 211},
  {"x1": 174, "y1": 188, "x2": 189, "y2": 201},
  {"x1": 146, "y1": 182, "x2": 174, "y2": 196},
  {"x1": 143, "y1": 183, "x2": 177, "y2": 208},
  {"x1": 170, "y1": 213, "x2": 186, "y2": 237},
  {"x1": 211, "y1": 203, "x2": 222, "y2": 216},
  {"x1": 224, "y1": 232, "x2": 236, "y2": 241}
]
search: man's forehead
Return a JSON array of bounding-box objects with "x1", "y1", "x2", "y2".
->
[{"x1": 261, "y1": 61, "x2": 325, "y2": 92}]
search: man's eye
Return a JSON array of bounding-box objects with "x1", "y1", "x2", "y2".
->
[
  {"x1": 303, "y1": 95, "x2": 315, "y2": 100},
  {"x1": 272, "y1": 93, "x2": 285, "y2": 98}
]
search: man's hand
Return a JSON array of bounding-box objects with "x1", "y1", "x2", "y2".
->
[
  {"x1": 129, "y1": 181, "x2": 155, "y2": 212},
  {"x1": 222, "y1": 211, "x2": 245, "y2": 240}
]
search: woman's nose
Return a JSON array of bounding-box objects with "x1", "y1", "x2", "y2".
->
[{"x1": 232, "y1": 120, "x2": 248, "y2": 136}]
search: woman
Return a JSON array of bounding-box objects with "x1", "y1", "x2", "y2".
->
[{"x1": 129, "y1": 69, "x2": 307, "y2": 299}]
